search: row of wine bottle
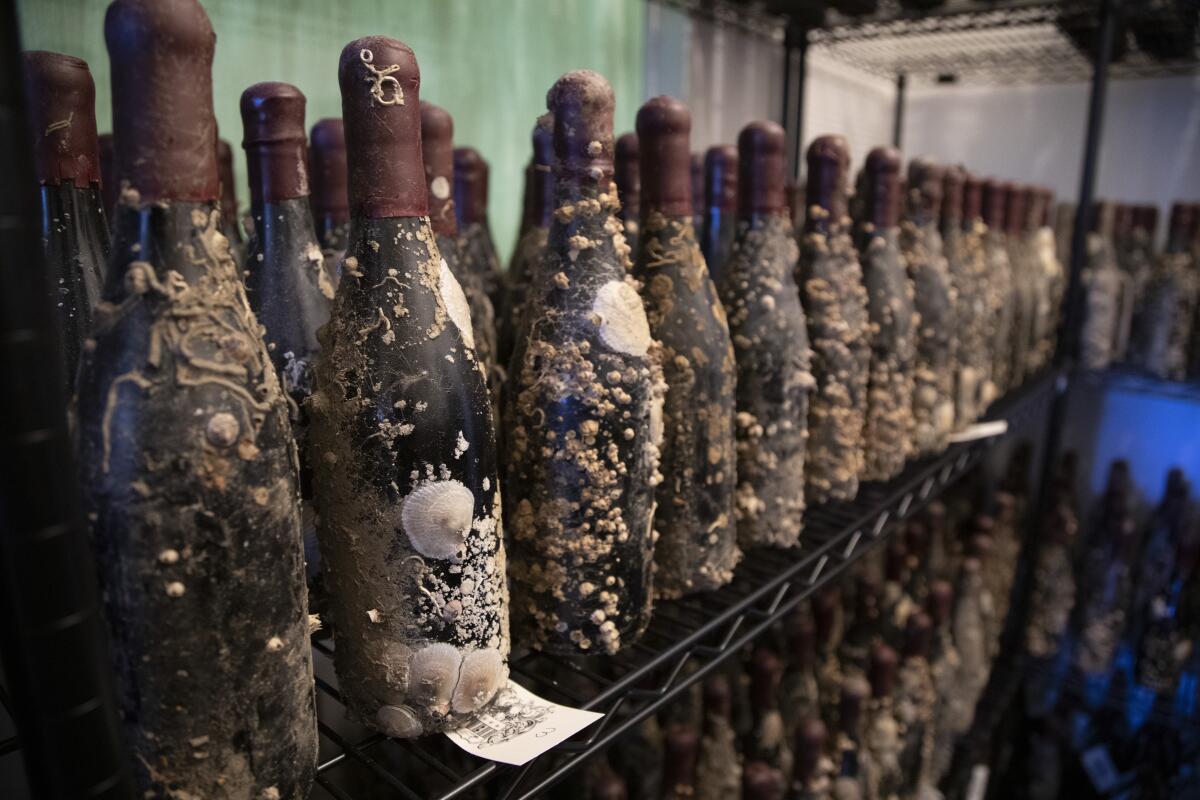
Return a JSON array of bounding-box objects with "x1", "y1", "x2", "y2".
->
[
  {"x1": 21, "y1": 0, "x2": 1066, "y2": 797},
  {"x1": 1075, "y1": 198, "x2": 1200, "y2": 381}
]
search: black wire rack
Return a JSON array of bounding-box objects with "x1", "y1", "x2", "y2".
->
[{"x1": 308, "y1": 367, "x2": 1063, "y2": 800}]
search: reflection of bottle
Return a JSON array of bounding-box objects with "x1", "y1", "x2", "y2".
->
[
  {"x1": 748, "y1": 647, "x2": 794, "y2": 778},
  {"x1": 696, "y1": 674, "x2": 742, "y2": 800},
  {"x1": 788, "y1": 717, "x2": 833, "y2": 800}
]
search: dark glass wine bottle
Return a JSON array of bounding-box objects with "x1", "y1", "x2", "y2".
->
[
  {"x1": 421, "y1": 103, "x2": 497, "y2": 377},
  {"x1": 74, "y1": 0, "x2": 316, "y2": 795},
  {"x1": 798, "y1": 135, "x2": 869, "y2": 504},
  {"x1": 98, "y1": 130, "x2": 117, "y2": 220},
  {"x1": 855, "y1": 146, "x2": 916, "y2": 482},
  {"x1": 697, "y1": 674, "x2": 742, "y2": 800},
  {"x1": 744, "y1": 760, "x2": 788, "y2": 800},
  {"x1": 633, "y1": 95, "x2": 738, "y2": 597},
  {"x1": 690, "y1": 152, "x2": 705, "y2": 232},
  {"x1": 788, "y1": 717, "x2": 831, "y2": 800},
  {"x1": 615, "y1": 131, "x2": 640, "y2": 256},
  {"x1": 901, "y1": 157, "x2": 954, "y2": 455},
  {"x1": 661, "y1": 723, "x2": 700, "y2": 800},
  {"x1": 454, "y1": 145, "x2": 505, "y2": 313},
  {"x1": 834, "y1": 677, "x2": 871, "y2": 799},
  {"x1": 308, "y1": 35, "x2": 508, "y2": 736},
  {"x1": 216, "y1": 137, "x2": 245, "y2": 264},
  {"x1": 240, "y1": 81, "x2": 334, "y2": 601},
  {"x1": 864, "y1": 643, "x2": 903, "y2": 800},
  {"x1": 1004, "y1": 184, "x2": 1036, "y2": 386},
  {"x1": 504, "y1": 70, "x2": 662, "y2": 656},
  {"x1": 1131, "y1": 203, "x2": 1197, "y2": 378},
  {"x1": 701, "y1": 144, "x2": 738, "y2": 285},
  {"x1": 719, "y1": 121, "x2": 814, "y2": 548},
  {"x1": 747, "y1": 647, "x2": 793, "y2": 776},
  {"x1": 782, "y1": 610, "x2": 820, "y2": 724},
  {"x1": 953, "y1": 171, "x2": 992, "y2": 415},
  {"x1": 895, "y1": 612, "x2": 936, "y2": 794},
  {"x1": 499, "y1": 116, "x2": 553, "y2": 369},
  {"x1": 308, "y1": 117, "x2": 350, "y2": 284},
  {"x1": 982, "y1": 179, "x2": 1016, "y2": 393},
  {"x1": 22, "y1": 50, "x2": 109, "y2": 397}
]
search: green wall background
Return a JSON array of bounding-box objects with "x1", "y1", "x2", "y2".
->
[{"x1": 17, "y1": 0, "x2": 647, "y2": 264}]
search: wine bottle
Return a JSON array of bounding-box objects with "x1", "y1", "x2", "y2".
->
[
  {"x1": 75, "y1": 0, "x2": 316, "y2": 794},
  {"x1": 615, "y1": 131, "x2": 641, "y2": 256},
  {"x1": 589, "y1": 758, "x2": 631, "y2": 800},
  {"x1": 953, "y1": 171, "x2": 993, "y2": 413},
  {"x1": 661, "y1": 723, "x2": 700, "y2": 800},
  {"x1": 454, "y1": 145, "x2": 505, "y2": 314},
  {"x1": 788, "y1": 717, "x2": 833, "y2": 800},
  {"x1": 500, "y1": 116, "x2": 553, "y2": 368},
  {"x1": 691, "y1": 152, "x2": 705, "y2": 232},
  {"x1": 216, "y1": 137, "x2": 245, "y2": 264},
  {"x1": 864, "y1": 644, "x2": 903, "y2": 800},
  {"x1": 1004, "y1": 183, "x2": 1035, "y2": 386},
  {"x1": 504, "y1": 70, "x2": 662, "y2": 655},
  {"x1": 798, "y1": 135, "x2": 870, "y2": 504},
  {"x1": 701, "y1": 144, "x2": 738, "y2": 285},
  {"x1": 719, "y1": 121, "x2": 815, "y2": 547},
  {"x1": 1080, "y1": 201, "x2": 1124, "y2": 369},
  {"x1": 814, "y1": 587, "x2": 847, "y2": 728},
  {"x1": 880, "y1": 537, "x2": 916, "y2": 648},
  {"x1": 855, "y1": 147, "x2": 917, "y2": 482},
  {"x1": 1038, "y1": 188, "x2": 1066, "y2": 359},
  {"x1": 834, "y1": 677, "x2": 872, "y2": 800},
  {"x1": 308, "y1": 117, "x2": 350, "y2": 284},
  {"x1": 1022, "y1": 185, "x2": 1054, "y2": 373},
  {"x1": 422, "y1": 103, "x2": 498, "y2": 378},
  {"x1": 309, "y1": 35, "x2": 508, "y2": 736},
  {"x1": 965, "y1": 525, "x2": 1004, "y2": 658},
  {"x1": 98, "y1": 131, "x2": 117, "y2": 220},
  {"x1": 901, "y1": 157, "x2": 955, "y2": 455},
  {"x1": 1112, "y1": 203, "x2": 1146, "y2": 363},
  {"x1": 981, "y1": 179, "x2": 1015, "y2": 395},
  {"x1": 1131, "y1": 203, "x2": 1198, "y2": 378},
  {"x1": 894, "y1": 612, "x2": 936, "y2": 795},
  {"x1": 240, "y1": 81, "x2": 334, "y2": 601},
  {"x1": 782, "y1": 609, "x2": 821, "y2": 724},
  {"x1": 633, "y1": 96, "x2": 739, "y2": 597},
  {"x1": 22, "y1": 50, "x2": 109, "y2": 396},
  {"x1": 744, "y1": 760, "x2": 788, "y2": 800},
  {"x1": 787, "y1": 178, "x2": 806, "y2": 234},
  {"x1": 696, "y1": 674, "x2": 743, "y2": 800},
  {"x1": 747, "y1": 647, "x2": 794, "y2": 778},
  {"x1": 840, "y1": 573, "x2": 883, "y2": 677},
  {"x1": 921, "y1": 580, "x2": 962, "y2": 791}
]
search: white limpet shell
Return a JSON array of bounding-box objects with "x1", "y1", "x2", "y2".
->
[
  {"x1": 406, "y1": 642, "x2": 461, "y2": 716},
  {"x1": 439, "y1": 258, "x2": 475, "y2": 350},
  {"x1": 451, "y1": 648, "x2": 507, "y2": 714},
  {"x1": 376, "y1": 704, "x2": 424, "y2": 738},
  {"x1": 593, "y1": 280, "x2": 651, "y2": 357},
  {"x1": 401, "y1": 479, "x2": 475, "y2": 560}
]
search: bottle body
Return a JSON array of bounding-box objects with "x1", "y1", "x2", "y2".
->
[
  {"x1": 946, "y1": 219, "x2": 991, "y2": 423},
  {"x1": 900, "y1": 219, "x2": 955, "y2": 455},
  {"x1": 76, "y1": 201, "x2": 316, "y2": 798},
  {"x1": 309, "y1": 215, "x2": 508, "y2": 735},
  {"x1": 983, "y1": 228, "x2": 1016, "y2": 393},
  {"x1": 500, "y1": 223, "x2": 548, "y2": 367},
  {"x1": 441, "y1": 232, "x2": 498, "y2": 376},
  {"x1": 636, "y1": 212, "x2": 739, "y2": 597}
]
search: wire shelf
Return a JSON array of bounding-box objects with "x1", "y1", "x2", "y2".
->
[{"x1": 310, "y1": 367, "x2": 1062, "y2": 800}]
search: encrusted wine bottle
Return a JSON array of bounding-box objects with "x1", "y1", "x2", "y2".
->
[
  {"x1": 633, "y1": 95, "x2": 738, "y2": 597},
  {"x1": 798, "y1": 135, "x2": 870, "y2": 504},
  {"x1": 309, "y1": 117, "x2": 350, "y2": 286},
  {"x1": 782, "y1": 610, "x2": 821, "y2": 724},
  {"x1": 701, "y1": 144, "x2": 738, "y2": 285},
  {"x1": 661, "y1": 723, "x2": 701, "y2": 800},
  {"x1": 504, "y1": 70, "x2": 663, "y2": 655},
  {"x1": 309, "y1": 36, "x2": 509, "y2": 736},
  {"x1": 834, "y1": 677, "x2": 873, "y2": 800},
  {"x1": 951, "y1": 171, "x2": 992, "y2": 416},
  {"x1": 720, "y1": 121, "x2": 814, "y2": 547},
  {"x1": 1130, "y1": 203, "x2": 1198, "y2": 378},
  {"x1": 922, "y1": 580, "x2": 962, "y2": 790},
  {"x1": 855, "y1": 147, "x2": 917, "y2": 482},
  {"x1": 901, "y1": 157, "x2": 954, "y2": 455},
  {"x1": 615, "y1": 131, "x2": 640, "y2": 255},
  {"x1": 454, "y1": 145, "x2": 505, "y2": 313},
  {"x1": 1080, "y1": 201, "x2": 1125, "y2": 369},
  {"x1": 422, "y1": 103, "x2": 497, "y2": 378},
  {"x1": 863, "y1": 644, "x2": 903, "y2": 800},
  {"x1": 1022, "y1": 186, "x2": 1055, "y2": 373},
  {"x1": 1038, "y1": 188, "x2": 1066, "y2": 359},
  {"x1": 696, "y1": 675, "x2": 743, "y2": 800},
  {"x1": 22, "y1": 50, "x2": 109, "y2": 395},
  {"x1": 746, "y1": 647, "x2": 793, "y2": 777},
  {"x1": 75, "y1": 0, "x2": 316, "y2": 794},
  {"x1": 982, "y1": 180, "x2": 1015, "y2": 394},
  {"x1": 1004, "y1": 184, "x2": 1036, "y2": 386},
  {"x1": 216, "y1": 137, "x2": 245, "y2": 264},
  {"x1": 894, "y1": 613, "x2": 936, "y2": 795},
  {"x1": 788, "y1": 718, "x2": 833, "y2": 800}
]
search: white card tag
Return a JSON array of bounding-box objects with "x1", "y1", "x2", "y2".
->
[
  {"x1": 965, "y1": 764, "x2": 990, "y2": 800},
  {"x1": 949, "y1": 420, "x2": 1008, "y2": 443},
  {"x1": 445, "y1": 680, "x2": 603, "y2": 766}
]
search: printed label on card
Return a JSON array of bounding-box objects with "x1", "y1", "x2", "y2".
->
[{"x1": 445, "y1": 680, "x2": 603, "y2": 766}]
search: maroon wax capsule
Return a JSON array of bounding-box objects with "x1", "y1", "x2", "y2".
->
[
  {"x1": 743, "y1": 761, "x2": 787, "y2": 800},
  {"x1": 798, "y1": 134, "x2": 870, "y2": 504},
  {"x1": 661, "y1": 723, "x2": 700, "y2": 800},
  {"x1": 791, "y1": 717, "x2": 828, "y2": 793},
  {"x1": 979, "y1": 179, "x2": 1016, "y2": 397},
  {"x1": 615, "y1": 131, "x2": 641, "y2": 254},
  {"x1": 74, "y1": 1, "x2": 316, "y2": 795},
  {"x1": 309, "y1": 117, "x2": 350, "y2": 259},
  {"x1": 719, "y1": 121, "x2": 814, "y2": 548},
  {"x1": 309, "y1": 35, "x2": 508, "y2": 737},
  {"x1": 454, "y1": 145, "x2": 504, "y2": 312}
]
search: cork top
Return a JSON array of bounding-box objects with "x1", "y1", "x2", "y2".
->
[
  {"x1": 454, "y1": 146, "x2": 488, "y2": 226},
  {"x1": 982, "y1": 179, "x2": 1008, "y2": 230},
  {"x1": 547, "y1": 70, "x2": 615, "y2": 184},
  {"x1": 907, "y1": 157, "x2": 943, "y2": 221},
  {"x1": 962, "y1": 173, "x2": 983, "y2": 222},
  {"x1": 704, "y1": 145, "x2": 738, "y2": 213},
  {"x1": 805, "y1": 134, "x2": 850, "y2": 232},
  {"x1": 737, "y1": 120, "x2": 787, "y2": 219},
  {"x1": 636, "y1": 96, "x2": 692, "y2": 218},
  {"x1": 339, "y1": 36, "x2": 425, "y2": 219},
  {"x1": 793, "y1": 718, "x2": 827, "y2": 782},
  {"x1": 614, "y1": 131, "x2": 640, "y2": 220},
  {"x1": 742, "y1": 762, "x2": 784, "y2": 800},
  {"x1": 105, "y1": 0, "x2": 218, "y2": 202},
  {"x1": 240, "y1": 81, "x2": 309, "y2": 205},
  {"x1": 869, "y1": 643, "x2": 898, "y2": 698},
  {"x1": 861, "y1": 146, "x2": 903, "y2": 229},
  {"x1": 309, "y1": 118, "x2": 348, "y2": 220},
  {"x1": 1004, "y1": 183, "x2": 1026, "y2": 236},
  {"x1": 903, "y1": 611, "x2": 933, "y2": 659},
  {"x1": 927, "y1": 580, "x2": 953, "y2": 626},
  {"x1": 419, "y1": 102, "x2": 455, "y2": 236},
  {"x1": 22, "y1": 51, "x2": 102, "y2": 187}
]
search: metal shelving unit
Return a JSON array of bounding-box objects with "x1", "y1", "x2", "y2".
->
[{"x1": 308, "y1": 368, "x2": 1061, "y2": 800}]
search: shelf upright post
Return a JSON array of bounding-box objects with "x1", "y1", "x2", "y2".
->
[
  {"x1": 783, "y1": 22, "x2": 809, "y2": 181},
  {"x1": 0, "y1": 4, "x2": 134, "y2": 799},
  {"x1": 893, "y1": 72, "x2": 907, "y2": 148}
]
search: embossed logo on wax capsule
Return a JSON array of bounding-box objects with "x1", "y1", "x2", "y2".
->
[{"x1": 361, "y1": 49, "x2": 404, "y2": 106}]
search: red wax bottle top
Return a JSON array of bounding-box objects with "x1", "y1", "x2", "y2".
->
[
  {"x1": 636, "y1": 95, "x2": 692, "y2": 218},
  {"x1": 751, "y1": 647, "x2": 783, "y2": 709},
  {"x1": 22, "y1": 50, "x2": 102, "y2": 187},
  {"x1": 903, "y1": 611, "x2": 933, "y2": 659},
  {"x1": 907, "y1": 156, "x2": 943, "y2": 219},
  {"x1": 309, "y1": 118, "x2": 349, "y2": 221},
  {"x1": 419, "y1": 101, "x2": 456, "y2": 237},
  {"x1": 962, "y1": 172, "x2": 983, "y2": 221},
  {"x1": 240, "y1": 81, "x2": 309, "y2": 205},
  {"x1": 614, "y1": 131, "x2": 640, "y2": 213},
  {"x1": 547, "y1": 70, "x2": 615, "y2": 183},
  {"x1": 339, "y1": 36, "x2": 426, "y2": 219},
  {"x1": 793, "y1": 717, "x2": 827, "y2": 781},
  {"x1": 737, "y1": 120, "x2": 787, "y2": 219},
  {"x1": 839, "y1": 676, "x2": 869, "y2": 731},
  {"x1": 805, "y1": 134, "x2": 850, "y2": 227},
  {"x1": 105, "y1": 0, "x2": 218, "y2": 203},
  {"x1": 702, "y1": 674, "x2": 732, "y2": 720},
  {"x1": 869, "y1": 643, "x2": 898, "y2": 698},
  {"x1": 926, "y1": 579, "x2": 953, "y2": 627},
  {"x1": 862, "y1": 146, "x2": 903, "y2": 229},
  {"x1": 1005, "y1": 183, "x2": 1026, "y2": 236},
  {"x1": 453, "y1": 146, "x2": 489, "y2": 225},
  {"x1": 704, "y1": 145, "x2": 738, "y2": 213},
  {"x1": 982, "y1": 179, "x2": 1008, "y2": 230}
]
